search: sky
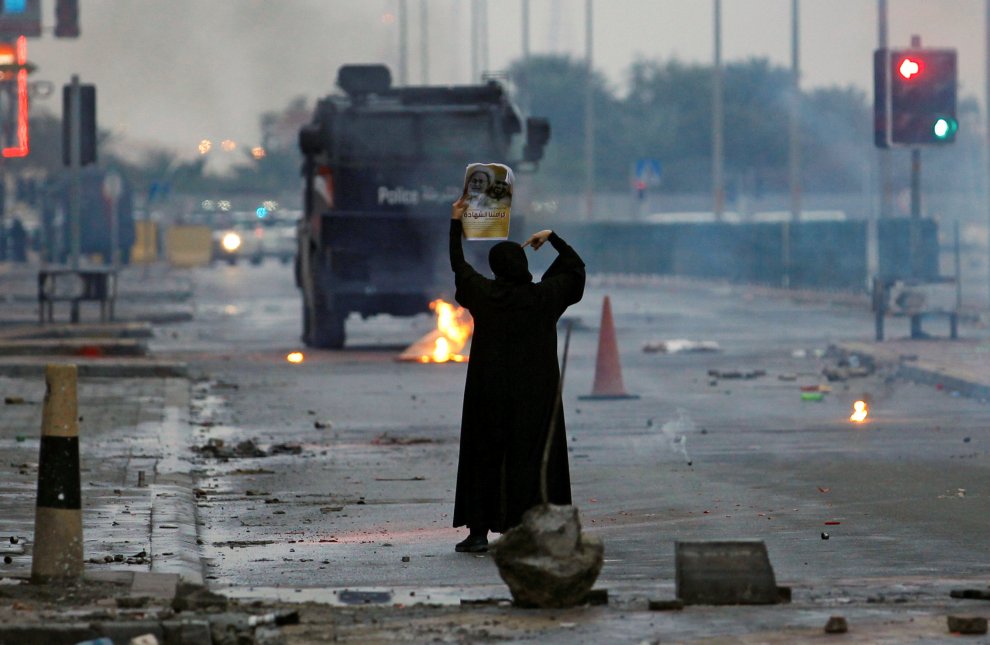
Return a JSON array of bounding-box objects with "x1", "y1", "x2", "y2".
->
[{"x1": 22, "y1": 0, "x2": 989, "y2": 170}]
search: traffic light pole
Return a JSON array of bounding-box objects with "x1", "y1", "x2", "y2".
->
[
  {"x1": 69, "y1": 74, "x2": 81, "y2": 272},
  {"x1": 907, "y1": 35, "x2": 922, "y2": 282},
  {"x1": 910, "y1": 147, "x2": 921, "y2": 280}
]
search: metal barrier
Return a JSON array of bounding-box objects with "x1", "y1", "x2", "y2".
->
[
  {"x1": 562, "y1": 220, "x2": 869, "y2": 291},
  {"x1": 37, "y1": 268, "x2": 117, "y2": 324}
]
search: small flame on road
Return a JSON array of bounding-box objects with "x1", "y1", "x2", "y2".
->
[
  {"x1": 422, "y1": 299, "x2": 472, "y2": 363},
  {"x1": 398, "y1": 299, "x2": 473, "y2": 363},
  {"x1": 850, "y1": 400, "x2": 868, "y2": 423},
  {"x1": 286, "y1": 351, "x2": 305, "y2": 364}
]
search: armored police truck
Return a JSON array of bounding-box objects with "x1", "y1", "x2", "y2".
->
[{"x1": 296, "y1": 64, "x2": 549, "y2": 348}]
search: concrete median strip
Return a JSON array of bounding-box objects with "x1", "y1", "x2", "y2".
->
[
  {"x1": 0, "y1": 357, "x2": 187, "y2": 378},
  {"x1": 0, "y1": 338, "x2": 148, "y2": 356}
]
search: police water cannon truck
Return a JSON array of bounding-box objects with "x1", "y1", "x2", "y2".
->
[{"x1": 296, "y1": 64, "x2": 550, "y2": 348}]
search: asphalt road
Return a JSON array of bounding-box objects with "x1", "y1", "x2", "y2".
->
[{"x1": 151, "y1": 259, "x2": 990, "y2": 640}]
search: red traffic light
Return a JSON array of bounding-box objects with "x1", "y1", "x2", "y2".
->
[{"x1": 897, "y1": 56, "x2": 924, "y2": 80}]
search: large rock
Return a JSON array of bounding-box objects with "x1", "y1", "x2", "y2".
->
[{"x1": 491, "y1": 504, "x2": 603, "y2": 608}]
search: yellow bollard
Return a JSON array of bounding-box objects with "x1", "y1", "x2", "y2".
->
[{"x1": 31, "y1": 364, "x2": 84, "y2": 583}]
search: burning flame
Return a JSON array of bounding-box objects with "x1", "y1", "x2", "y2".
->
[
  {"x1": 850, "y1": 400, "x2": 868, "y2": 423},
  {"x1": 286, "y1": 351, "x2": 304, "y2": 364},
  {"x1": 419, "y1": 299, "x2": 473, "y2": 363}
]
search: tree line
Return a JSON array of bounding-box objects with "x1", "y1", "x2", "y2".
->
[{"x1": 8, "y1": 53, "x2": 981, "y2": 208}]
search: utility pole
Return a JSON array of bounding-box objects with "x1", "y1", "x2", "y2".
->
[
  {"x1": 398, "y1": 0, "x2": 408, "y2": 85},
  {"x1": 420, "y1": 0, "x2": 429, "y2": 84},
  {"x1": 785, "y1": 0, "x2": 801, "y2": 288},
  {"x1": 788, "y1": 0, "x2": 801, "y2": 223},
  {"x1": 909, "y1": 34, "x2": 922, "y2": 280},
  {"x1": 986, "y1": 0, "x2": 990, "y2": 306},
  {"x1": 584, "y1": 0, "x2": 594, "y2": 219},
  {"x1": 469, "y1": 0, "x2": 488, "y2": 81},
  {"x1": 522, "y1": 0, "x2": 530, "y2": 61},
  {"x1": 712, "y1": 0, "x2": 724, "y2": 221},
  {"x1": 69, "y1": 74, "x2": 81, "y2": 271},
  {"x1": 878, "y1": 0, "x2": 893, "y2": 220}
]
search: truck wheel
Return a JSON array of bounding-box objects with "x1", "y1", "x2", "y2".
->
[
  {"x1": 306, "y1": 292, "x2": 346, "y2": 349},
  {"x1": 310, "y1": 311, "x2": 345, "y2": 349}
]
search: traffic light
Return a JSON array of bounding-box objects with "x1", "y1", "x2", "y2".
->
[
  {"x1": 62, "y1": 83, "x2": 96, "y2": 166},
  {"x1": 874, "y1": 48, "x2": 957, "y2": 147},
  {"x1": 54, "y1": 0, "x2": 79, "y2": 38}
]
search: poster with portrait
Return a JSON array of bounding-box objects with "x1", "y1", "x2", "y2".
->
[{"x1": 460, "y1": 162, "x2": 513, "y2": 240}]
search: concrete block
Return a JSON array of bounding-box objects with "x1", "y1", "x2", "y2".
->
[
  {"x1": 162, "y1": 619, "x2": 213, "y2": 645},
  {"x1": 947, "y1": 616, "x2": 988, "y2": 635},
  {"x1": 130, "y1": 572, "x2": 180, "y2": 600},
  {"x1": 675, "y1": 540, "x2": 781, "y2": 605}
]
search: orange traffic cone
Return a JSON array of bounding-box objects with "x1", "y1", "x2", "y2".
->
[{"x1": 579, "y1": 296, "x2": 639, "y2": 400}]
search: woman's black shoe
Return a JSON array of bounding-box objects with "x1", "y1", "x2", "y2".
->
[{"x1": 455, "y1": 534, "x2": 488, "y2": 553}]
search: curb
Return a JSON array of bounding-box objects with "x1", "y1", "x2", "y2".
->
[
  {"x1": 894, "y1": 362, "x2": 990, "y2": 401},
  {"x1": 0, "y1": 358, "x2": 188, "y2": 378},
  {"x1": 149, "y1": 379, "x2": 205, "y2": 586},
  {"x1": 837, "y1": 341, "x2": 990, "y2": 401},
  {"x1": 0, "y1": 618, "x2": 212, "y2": 645}
]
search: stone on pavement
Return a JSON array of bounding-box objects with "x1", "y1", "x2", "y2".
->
[{"x1": 491, "y1": 504, "x2": 604, "y2": 609}]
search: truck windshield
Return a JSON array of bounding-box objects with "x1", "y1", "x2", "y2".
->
[{"x1": 339, "y1": 112, "x2": 498, "y2": 162}]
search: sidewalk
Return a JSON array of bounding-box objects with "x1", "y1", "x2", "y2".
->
[
  {"x1": 0, "y1": 261, "x2": 214, "y2": 643},
  {"x1": 0, "y1": 260, "x2": 194, "y2": 327},
  {"x1": 594, "y1": 273, "x2": 990, "y2": 402}
]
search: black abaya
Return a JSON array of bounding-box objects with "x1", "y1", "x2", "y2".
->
[{"x1": 449, "y1": 220, "x2": 586, "y2": 533}]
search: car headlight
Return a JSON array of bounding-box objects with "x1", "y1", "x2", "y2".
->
[{"x1": 221, "y1": 232, "x2": 242, "y2": 252}]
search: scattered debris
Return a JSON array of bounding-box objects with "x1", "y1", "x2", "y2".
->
[
  {"x1": 800, "y1": 392, "x2": 824, "y2": 402},
  {"x1": 338, "y1": 590, "x2": 392, "y2": 604},
  {"x1": 314, "y1": 419, "x2": 333, "y2": 429},
  {"x1": 821, "y1": 532, "x2": 830, "y2": 540},
  {"x1": 947, "y1": 615, "x2": 988, "y2": 635},
  {"x1": 707, "y1": 369, "x2": 766, "y2": 380},
  {"x1": 193, "y1": 439, "x2": 302, "y2": 459},
  {"x1": 269, "y1": 442, "x2": 303, "y2": 455},
  {"x1": 172, "y1": 581, "x2": 230, "y2": 613},
  {"x1": 371, "y1": 433, "x2": 435, "y2": 446},
  {"x1": 643, "y1": 339, "x2": 721, "y2": 354},
  {"x1": 824, "y1": 616, "x2": 848, "y2": 634},
  {"x1": 213, "y1": 540, "x2": 277, "y2": 549},
  {"x1": 822, "y1": 352, "x2": 874, "y2": 382},
  {"x1": 950, "y1": 589, "x2": 990, "y2": 601},
  {"x1": 3, "y1": 396, "x2": 26, "y2": 405}
]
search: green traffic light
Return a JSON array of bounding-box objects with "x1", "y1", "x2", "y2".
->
[{"x1": 932, "y1": 117, "x2": 958, "y2": 140}]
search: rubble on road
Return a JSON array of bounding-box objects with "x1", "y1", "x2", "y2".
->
[
  {"x1": 947, "y1": 615, "x2": 988, "y2": 635},
  {"x1": 643, "y1": 339, "x2": 721, "y2": 354},
  {"x1": 192, "y1": 439, "x2": 303, "y2": 460},
  {"x1": 824, "y1": 615, "x2": 848, "y2": 633},
  {"x1": 707, "y1": 368, "x2": 766, "y2": 380}
]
